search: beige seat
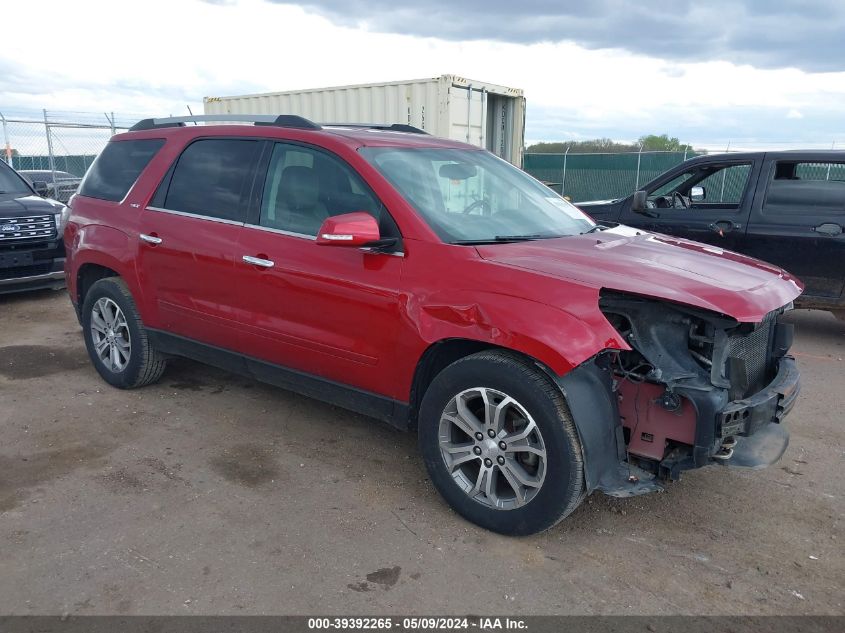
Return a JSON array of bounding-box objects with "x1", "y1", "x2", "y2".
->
[{"x1": 272, "y1": 166, "x2": 329, "y2": 235}]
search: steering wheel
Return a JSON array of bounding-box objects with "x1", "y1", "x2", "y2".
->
[
  {"x1": 672, "y1": 192, "x2": 691, "y2": 209},
  {"x1": 462, "y1": 199, "x2": 492, "y2": 215}
]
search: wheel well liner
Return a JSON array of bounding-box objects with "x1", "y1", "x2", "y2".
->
[
  {"x1": 76, "y1": 264, "x2": 119, "y2": 320},
  {"x1": 409, "y1": 339, "x2": 514, "y2": 427}
]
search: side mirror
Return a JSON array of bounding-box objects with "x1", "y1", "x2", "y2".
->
[
  {"x1": 31, "y1": 180, "x2": 50, "y2": 197},
  {"x1": 316, "y1": 212, "x2": 380, "y2": 247},
  {"x1": 690, "y1": 186, "x2": 705, "y2": 201},
  {"x1": 631, "y1": 190, "x2": 648, "y2": 213}
]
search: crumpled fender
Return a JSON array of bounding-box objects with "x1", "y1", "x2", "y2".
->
[{"x1": 404, "y1": 289, "x2": 627, "y2": 376}]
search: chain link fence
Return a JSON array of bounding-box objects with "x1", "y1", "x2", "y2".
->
[{"x1": 0, "y1": 110, "x2": 136, "y2": 201}]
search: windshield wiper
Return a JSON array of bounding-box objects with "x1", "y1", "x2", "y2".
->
[
  {"x1": 582, "y1": 225, "x2": 608, "y2": 234},
  {"x1": 452, "y1": 234, "x2": 560, "y2": 245},
  {"x1": 581, "y1": 221, "x2": 620, "y2": 234}
]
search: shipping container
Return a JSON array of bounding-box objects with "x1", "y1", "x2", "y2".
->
[{"x1": 203, "y1": 75, "x2": 526, "y2": 166}]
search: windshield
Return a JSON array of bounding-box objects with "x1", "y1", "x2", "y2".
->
[
  {"x1": 360, "y1": 148, "x2": 593, "y2": 243},
  {"x1": 0, "y1": 162, "x2": 32, "y2": 195}
]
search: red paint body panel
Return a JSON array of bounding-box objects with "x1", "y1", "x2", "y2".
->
[
  {"x1": 135, "y1": 209, "x2": 242, "y2": 349},
  {"x1": 233, "y1": 225, "x2": 404, "y2": 397},
  {"x1": 616, "y1": 380, "x2": 697, "y2": 461},
  {"x1": 65, "y1": 124, "x2": 804, "y2": 409},
  {"x1": 476, "y1": 227, "x2": 803, "y2": 322}
]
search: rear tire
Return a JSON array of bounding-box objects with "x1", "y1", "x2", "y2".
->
[
  {"x1": 419, "y1": 350, "x2": 584, "y2": 535},
  {"x1": 81, "y1": 277, "x2": 166, "y2": 389}
]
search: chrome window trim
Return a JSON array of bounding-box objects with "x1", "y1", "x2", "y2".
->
[
  {"x1": 145, "y1": 206, "x2": 244, "y2": 226},
  {"x1": 241, "y1": 223, "x2": 317, "y2": 241}
]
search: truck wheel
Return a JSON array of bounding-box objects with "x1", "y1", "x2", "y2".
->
[
  {"x1": 81, "y1": 277, "x2": 167, "y2": 389},
  {"x1": 418, "y1": 350, "x2": 585, "y2": 535}
]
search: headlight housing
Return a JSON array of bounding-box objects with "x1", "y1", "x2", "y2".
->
[{"x1": 54, "y1": 204, "x2": 70, "y2": 235}]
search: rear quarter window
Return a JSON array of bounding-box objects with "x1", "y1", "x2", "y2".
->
[
  {"x1": 79, "y1": 139, "x2": 165, "y2": 202},
  {"x1": 764, "y1": 161, "x2": 845, "y2": 216}
]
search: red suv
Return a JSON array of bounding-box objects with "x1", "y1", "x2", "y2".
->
[{"x1": 65, "y1": 115, "x2": 802, "y2": 535}]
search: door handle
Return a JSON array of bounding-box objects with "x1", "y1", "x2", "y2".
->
[
  {"x1": 813, "y1": 223, "x2": 843, "y2": 236},
  {"x1": 242, "y1": 255, "x2": 274, "y2": 268},
  {"x1": 139, "y1": 233, "x2": 162, "y2": 245},
  {"x1": 708, "y1": 220, "x2": 739, "y2": 236}
]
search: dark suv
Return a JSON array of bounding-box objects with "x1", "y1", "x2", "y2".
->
[
  {"x1": 65, "y1": 115, "x2": 801, "y2": 535},
  {"x1": 0, "y1": 159, "x2": 69, "y2": 294},
  {"x1": 20, "y1": 169, "x2": 83, "y2": 204},
  {"x1": 578, "y1": 151, "x2": 845, "y2": 317}
]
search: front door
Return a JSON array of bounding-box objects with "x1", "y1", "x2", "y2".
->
[
  {"x1": 138, "y1": 138, "x2": 263, "y2": 349},
  {"x1": 620, "y1": 160, "x2": 758, "y2": 253},
  {"x1": 233, "y1": 141, "x2": 405, "y2": 400}
]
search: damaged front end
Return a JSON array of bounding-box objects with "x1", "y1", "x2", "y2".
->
[{"x1": 558, "y1": 291, "x2": 800, "y2": 498}]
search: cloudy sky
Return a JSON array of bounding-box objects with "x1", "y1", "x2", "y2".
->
[{"x1": 2, "y1": 0, "x2": 844, "y2": 149}]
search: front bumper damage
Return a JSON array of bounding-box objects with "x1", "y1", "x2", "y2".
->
[{"x1": 555, "y1": 292, "x2": 800, "y2": 498}]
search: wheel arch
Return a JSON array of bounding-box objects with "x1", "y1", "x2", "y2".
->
[
  {"x1": 68, "y1": 225, "x2": 145, "y2": 321},
  {"x1": 76, "y1": 263, "x2": 120, "y2": 312},
  {"x1": 408, "y1": 338, "x2": 571, "y2": 430}
]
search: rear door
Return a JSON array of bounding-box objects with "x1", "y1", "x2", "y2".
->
[
  {"x1": 743, "y1": 157, "x2": 845, "y2": 304},
  {"x1": 232, "y1": 141, "x2": 405, "y2": 401},
  {"x1": 620, "y1": 160, "x2": 758, "y2": 252},
  {"x1": 138, "y1": 138, "x2": 263, "y2": 349}
]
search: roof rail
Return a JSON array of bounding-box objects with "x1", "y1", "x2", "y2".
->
[
  {"x1": 128, "y1": 116, "x2": 427, "y2": 135},
  {"x1": 128, "y1": 114, "x2": 322, "y2": 132},
  {"x1": 322, "y1": 123, "x2": 428, "y2": 135}
]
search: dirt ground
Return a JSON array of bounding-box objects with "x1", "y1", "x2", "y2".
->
[{"x1": 0, "y1": 289, "x2": 842, "y2": 615}]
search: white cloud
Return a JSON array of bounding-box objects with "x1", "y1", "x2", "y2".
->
[
  {"x1": 787, "y1": 109, "x2": 804, "y2": 119},
  {"x1": 1, "y1": 0, "x2": 844, "y2": 147}
]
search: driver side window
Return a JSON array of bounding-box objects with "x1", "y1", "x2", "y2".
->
[
  {"x1": 696, "y1": 164, "x2": 751, "y2": 205},
  {"x1": 259, "y1": 143, "x2": 397, "y2": 238},
  {"x1": 648, "y1": 163, "x2": 752, "y2": 210}
]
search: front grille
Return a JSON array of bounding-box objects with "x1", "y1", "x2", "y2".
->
[
  {"x1": 726, "y1": 317, "x2": 776, "y2": 400},
  {"x1": 0, "y1": 262, "x2": 52, "y2": 280},
  {"x1": 0, "y1": 215, "x2": 57, "y2": 243}
]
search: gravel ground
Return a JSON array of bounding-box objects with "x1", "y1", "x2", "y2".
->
[{"x1": 0, "y1": 289, "x2": 842, "y2": 615}]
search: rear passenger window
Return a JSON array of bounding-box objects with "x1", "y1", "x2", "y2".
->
[
  {"x1": 79, "y1": 139, "x2": 164, "y2": 202},
  {"x1": 764, "y1": 161, "x2": 845, "y2": 216},
  {"x1": 163, "y1": 139, "x2": 261, "y2": 222}
]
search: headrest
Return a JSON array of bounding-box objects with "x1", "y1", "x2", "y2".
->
[{"x1": 279, "y1": 166, "x2": 319, "y2": 209}]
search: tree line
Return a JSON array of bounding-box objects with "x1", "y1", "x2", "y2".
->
[{"x1": 527, "y1": 134, "x2": 700, "y2": 154}]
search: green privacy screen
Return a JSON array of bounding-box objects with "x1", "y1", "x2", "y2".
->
[{"x1": 524, "y1": 151, "x2": 698, "y2": 202}]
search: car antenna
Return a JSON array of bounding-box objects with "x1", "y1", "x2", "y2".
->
[{"x1": 186, "y1": 105, "x2": 198, "y2": 125}]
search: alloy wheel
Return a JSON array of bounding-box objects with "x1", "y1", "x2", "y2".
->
[
  {"x1": 90, "y1": 297, "x2": 131, "y2": 372},
  {"x1": 438, "y1": 387, "x2": 547, "y2": 510}
]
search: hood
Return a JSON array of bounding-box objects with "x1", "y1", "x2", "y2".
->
[
  {"x1": 0, "y1": 193, "x2": 61, "y2": 217},
  {"x1": 476, "y1": 226, "x2": 803, "y2": 322}
]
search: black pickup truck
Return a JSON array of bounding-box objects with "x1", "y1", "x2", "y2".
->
[
  {"x1": 578, "y1": 151, "x2": 845, "y2": 317},
  {"x1": 0, "y1": 159, "x2": 69, "y2": 294}
]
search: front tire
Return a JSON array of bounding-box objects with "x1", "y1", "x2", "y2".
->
[
  {"x1": 81, "y1": 277, "x2": 166, "y2": 389},
  {"x1": 419, "y1": 350, "x2": 585, "y2": 535}
]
